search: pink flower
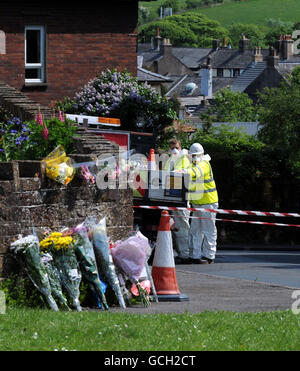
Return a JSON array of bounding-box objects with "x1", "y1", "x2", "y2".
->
[
  {"x1": 42, "y1": 125, "x2": 49, "y2": 140},
  {"x1": 35, "y1": 108, "x2": 43, "y2": 126},
  {"x1": 131, "y1": 280, "x2": 151, "y2": 296},
  {"x1": 58, "y1": 110, "x2": 65, "y2": 122}
]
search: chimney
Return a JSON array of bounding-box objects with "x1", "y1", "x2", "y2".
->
[
  {"x1": 160, "y1": 38, "x2": 172, "y2": 57},
  {"x1": 137, "y1": 55, "x2": 143, "y2": 68},
  {"x1": 153, "y1": 27, "x2": 162, "y2": 51},
  {"x1": 200, "y1": 56, "x2": 212, "y2": 98},
  {"x1": 267, "y1": 46, "x2": 279, "y2": 67},
  {"x1": 239, "y1": 34, "x2": 250, "y2": 52},
  {"x1": 274, "y1": 34, "x2": 284, "y2": 56},
  {"x1": 212, "y1": 39, "x2": 220, "y2": 50},
  {"x1": 282, "y1": 35, "x2": 293, "y2": 60},
  {"x1": 253, "y1": 46, "x2": 263, "y2": 63}
]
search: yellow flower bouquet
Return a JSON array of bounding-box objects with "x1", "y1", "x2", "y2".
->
[
  {"x1": 42, "y1": 145, "x2": 75, "y2": 185},
  {"x1": 40, "y1": 231, "x2": 82, "y2": 311},
  {"x1": 40, "y1": 232, "x2": 75, "y2": 253}
]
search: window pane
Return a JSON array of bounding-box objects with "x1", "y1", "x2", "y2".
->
[
  {"x1": 25, "y1": 68, "x2": 41, "y2": 79},
  {"x1": 26, "y1": 30, "x2": 40, "y2": 63}
]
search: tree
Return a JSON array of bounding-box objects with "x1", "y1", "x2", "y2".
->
[
  {"x1": 264, "y1": 19, "x2": 294, "y2": 47},
  {"x1": 228, "y1": 23, "x2": 269, "y2": 48},
  {"x1": 200, "y1": 88, "x2": 257, "y2": 126},
  {"x1": 139, "y1": 12, "x2": 230, "y2": 47},
  {"x1": 257, "y1": 66, "x2": 300, "y2": 176}
]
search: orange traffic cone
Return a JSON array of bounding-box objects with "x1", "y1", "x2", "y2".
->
[
  {"x1": 148, "y1": 148, "x2": 156, "y2": 170},
  {"x1": 151, "y1": 210, "x2": 189, "y2": 302}
]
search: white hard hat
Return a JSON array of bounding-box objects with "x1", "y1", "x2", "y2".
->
[{"x1": 189, "y1": 143, "x2": 204, "y2": 155}]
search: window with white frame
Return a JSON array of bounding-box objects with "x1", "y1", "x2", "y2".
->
[{"x1": 25, "y1": 26, "x2": 45, "y2": 83}]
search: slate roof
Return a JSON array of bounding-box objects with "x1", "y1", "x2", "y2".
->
[
  {"x1": 137, "y1": 67, "x2": 173, "y2": 83},
  {"x1": 165, "y1": 74, "x2": 236, "y2": 98},
  {"x1": 208, "y1": 48, "x2": 269, "y2": 69},
  {"x1": 231, "y1": 62, "x2": 267, "y2": 93},
  {"x1": 138, "y1": 43, "x2": 270, "y2": 71},
  {"x1": 172, "y1": 48, "x2": 212, "y2": 70}
]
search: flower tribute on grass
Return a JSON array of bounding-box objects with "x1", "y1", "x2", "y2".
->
[
  {"x1": 8, "y1": 221, "x2": 155, "y2": 310},
  {"x1": 40, "y1": 232, "x2": 82, "y2": 311},
  {"x1": 10, "y1": 235, "x2": 59, "y2": 311}
]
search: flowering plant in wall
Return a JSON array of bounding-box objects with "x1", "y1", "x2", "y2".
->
[{"x1": 0, "y1": 112, "x2": 77, "y2": 162}]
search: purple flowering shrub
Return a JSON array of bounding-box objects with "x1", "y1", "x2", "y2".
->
[{"x1": 71, "y1": 69, "x2": 177, "y2": 132}]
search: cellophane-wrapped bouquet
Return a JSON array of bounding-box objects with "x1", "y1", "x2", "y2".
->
[
  {"x1": 88, "y1": 217, "x2": 126, "y2": 309},
  {"x1": 42, "y1": 145, "x2": 75, "y2": 185},
  {"x1": 72, "y1": 223, "x2": 109, "y2": 310},
  {"x1": 40, "y1": 232, "x2": 82, "y2": 311},
  {"x1": 10, "y1": 234, "x2": 59, "y2": 311},
  {"x1": 111, "y1": 231, "x2": 152, "y2": 307},
  {"x1": 40, "y1": 252, "x2": 70, "y2": 310}
]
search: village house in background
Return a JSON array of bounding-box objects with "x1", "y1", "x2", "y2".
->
[
  {"x1": 0, "y1": 0, "x2": 155, "y2": 120},
  {"x1": 138, "y1": 29, "x2": 300, "y2": 122}
]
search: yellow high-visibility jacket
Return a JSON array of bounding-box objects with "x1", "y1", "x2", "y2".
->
[
  {"x1": 164, "y1": 153, "x2": 191, "y2": 171},
  {"x1": 186, "y1": 160, "x2": 218, "y2": 205}
]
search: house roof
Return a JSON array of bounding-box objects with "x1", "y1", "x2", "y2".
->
[
  {"x1": 137, "y1": 67, "x2": 173, "y2": 83},
  {"x1": 165, "y1": 74, "x2": 236, "y2": 98},
  {"x1": 172, "y1": 48, "x2": 212, "y2": 70},
  {"x1": 138, "y1": 43, "x2": 270, "y2": 71},
  {"x1": 231, "y1": 62, "x2": 267, "y2": 93},
  {"x1": 208, "y1": 48, "x2": 269, "y2": 69}
]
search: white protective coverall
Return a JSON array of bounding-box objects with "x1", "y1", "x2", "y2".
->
[
  {"x1": 187, "y1": 154, "x2": 218, "y2": 261},
  {"x1": 165, "y1": 149, "x2": 190, "y2": 260}
]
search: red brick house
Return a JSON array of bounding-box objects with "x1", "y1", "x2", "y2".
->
[{"x1": 0, "y1": 1, "x2": 154, "y2": 108}]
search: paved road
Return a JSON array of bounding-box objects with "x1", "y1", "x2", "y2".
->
[
  {"x1": 181, "y1": 250, "x2": 300, "y2": 289},
  {"x1": 108, "y1": 249, "x2": 300, "y2": 314}
]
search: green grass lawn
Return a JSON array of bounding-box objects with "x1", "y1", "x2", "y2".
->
[
  {"x1": 140, "y1": 0, "x2": 300, "y2": 27},
  {"x1": 193, "y1": 0, "x2": 300, "y2": 27},
  {"x1": 1, "y1": 308, "x2": 300, "y2": 351}
]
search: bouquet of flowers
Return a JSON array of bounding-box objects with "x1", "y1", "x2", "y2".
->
[
  {"x1": 89, "y1": 217, "x2": 126, "y2": 309},
  {"x1": 78, "y1": 164, "x2": 95, "y2": 184},
  {"x1": 40, "y1": 252, "x2": 70, "y2": 310},
  {"x1": 42, "y1": 145, "x2": 75, "y2": 185},
  {"x1": 40, "y1": 232, "x2": 82, "y2": 311},
  {"x1": 111, "y1": 231, "x2": 152, "y2": 307},
  {"x1": 10, "y1": 234, "x2": 59, "y2": 311},
  {"x1": 72, "y1": 224, "x2": 109, "y2": 310}
]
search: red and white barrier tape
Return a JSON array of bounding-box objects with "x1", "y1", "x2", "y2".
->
[
  {"x1": 133, "y1": 205, "x2": 300, "y2": 218},
  {"x1": 170, "y1": 214, "x2": 300, "y2": 228}
]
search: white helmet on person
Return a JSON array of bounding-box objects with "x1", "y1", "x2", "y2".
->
[{"x1": 189, "y1": 143, "x2": 204, "y2": 155}]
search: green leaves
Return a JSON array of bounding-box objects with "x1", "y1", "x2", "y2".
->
[
  {"x1": 257, "y1": 66, "x2": 300, "y2": 176},
  {"x1": 201, "y1": 88, "x2": 258, "y2": 124},
  {"x1": 139, "y1": 12, "x2": 230, "y2": 47}
]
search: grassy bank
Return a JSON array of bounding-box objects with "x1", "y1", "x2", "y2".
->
[
  {"x1": 193, "y1": 0, "x2": 300, "y2": 27},
  {"x1": 140, "y1": 0, "x2": 300, "y2": 27},
  {"x1": 0, "y1": 308, "x2": 299, "y2": 351}
]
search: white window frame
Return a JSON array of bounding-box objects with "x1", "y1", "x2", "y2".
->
[{"x1": 24, "y1": 25, "x2": 45, "y2": 83}]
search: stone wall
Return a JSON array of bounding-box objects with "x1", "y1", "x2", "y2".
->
[{"x1": 0, "y1": 132, "x2": 134, "y2": 277}]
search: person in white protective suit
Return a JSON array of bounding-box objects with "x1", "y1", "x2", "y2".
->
[
  {"x1": 164, "y1": 139, "x2": 191, "y2": 264},
  {"x1": 184, "y1": 143, "x2": 219, "y2": 264}
]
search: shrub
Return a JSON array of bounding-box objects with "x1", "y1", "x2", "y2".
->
[
  {"x1": 0, "y1": 115, "x2": 77, "y2": 161},
  {"x1": 70, "y1": 69, "x2": 177, "y2": 132}
]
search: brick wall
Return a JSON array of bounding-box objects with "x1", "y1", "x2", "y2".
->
[{"x1": 0, "y1": 1, "x2": 138, "y2": 107}]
